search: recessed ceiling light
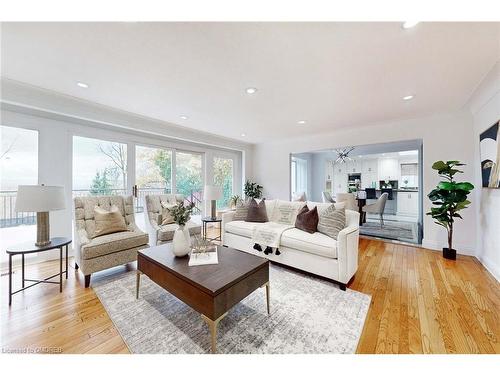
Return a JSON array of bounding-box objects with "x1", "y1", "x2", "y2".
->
[
  {"x1": 76, "y1": 81, "x2": 89, "y2": 88},
  {"x1": 403, "y1": 95, "x2": 414, "y2": 101},
  {"x1": 180, "y1": 115, "x2": 189, "y2": 120},
  {"x1": 297, "y1": 120, "x2": 307, "y2": 125},
  {"x1": 402, "y1": 21, "x2": 419, "y2": 29},
  {"x1": 241, "y1": 133, "x2": 246, "y2": 137},
  {"x1": 245, "y1": 87, "x2": 257, "y2": 94}
]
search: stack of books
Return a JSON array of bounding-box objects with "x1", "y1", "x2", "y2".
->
[{"x1": 188, "y1": 246, "x2": 218, "y2": 266}]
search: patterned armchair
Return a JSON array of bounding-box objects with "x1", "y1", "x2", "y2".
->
[
  {"x1": 145, "y1": 194, "x2": 201, "y2": 245},
  {"x1": 74, "y1": 195, "x2": 149, "y2": 287}
]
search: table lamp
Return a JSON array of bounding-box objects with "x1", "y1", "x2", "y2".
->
[
  {"x1": 15, "y1": 185, "x2": 66, "y2": 246},
  {"x1": 204, "y1": 185, "x2": 223, "y2": 219}
]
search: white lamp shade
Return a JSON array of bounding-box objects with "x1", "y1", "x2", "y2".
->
[
  {"x1": 15, "y1": 185, "x2": 66, "y2": 212},
  {"x1": 204, "y1": 185, "x2": 223, "y2": 201}
]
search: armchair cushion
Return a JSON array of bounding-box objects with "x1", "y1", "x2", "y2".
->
[
  {"x1": 81, "y1": 224, "x2": 148, "y2": 260},
  {"x1": 93, "y1": 205, "x2": 128, "y2": 238},
  {"x1": 160, "y1": 202, "x2": 176, "y2": 225}
]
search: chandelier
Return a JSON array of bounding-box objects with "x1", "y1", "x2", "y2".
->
[{"x1": 333, "y1": 146, "x2": 355, "y2": 163}]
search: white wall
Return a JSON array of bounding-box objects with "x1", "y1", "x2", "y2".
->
[
  {"x1": 469, "y1": 61, "x2": 500, "y2": 281},
  {"x1": 253, "y1": 110, "x2": 477, "y2": 255}
]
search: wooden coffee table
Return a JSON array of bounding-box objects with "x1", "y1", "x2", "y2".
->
[{"x1": 136, "y1": 244, "x2": 270, "y2": 353}]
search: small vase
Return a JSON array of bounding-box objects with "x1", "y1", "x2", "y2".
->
[{"x1": 172, "y1": 225, "x2": 191, "y2": 257}]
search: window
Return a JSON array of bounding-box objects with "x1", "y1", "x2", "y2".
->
[
  {"x1": 175, "y1": 151, "x2": 203, "y2": 214},
  {"x1": 72, "y1": 136, "x2": 127, "y2": 197},
  {"x1": 0, "y1": 125, "x2": 38, "y2": 259},
  {"x1": 401, "y1": 163, "x2": 418, "y2": 188},
  {"x1": 135, "y1": 145, "x2": 172, "y2": 212},
  {"x1": 213, "y1": 157, "x2": 233, "y2": 209},
  {"x1": 291, "y1": 157, "x2": 307, "y2": 195}
]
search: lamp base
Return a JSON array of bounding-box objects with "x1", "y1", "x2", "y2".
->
[
  {"x1": 36, "y1": 212, "x2": 51, "y2": 247},
  {"x1": 210, "y1": 200, "x2": 217, "y2": 220}
]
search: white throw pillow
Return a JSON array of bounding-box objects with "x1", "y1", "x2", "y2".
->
[{"x1": 271, "y1": 200, "x2": 306, "y2": 225}]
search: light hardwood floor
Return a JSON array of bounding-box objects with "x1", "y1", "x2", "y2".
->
[{"x1": 1, "y1": 236, "x2": 499, "y2": 354}]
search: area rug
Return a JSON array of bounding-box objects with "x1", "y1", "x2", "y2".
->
[
  {"x1": 360, "y1": 220, "x2": 418, "y2": 243},
  {"x1": 93, "y1": 265, "x2": 371, "y2": 354}
]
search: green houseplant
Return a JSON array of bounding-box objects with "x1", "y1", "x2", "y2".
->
[
  {"x1": 427, "y1": 161, "x2": 474, "y2": 260},
  {"x1": 229, "y1": 195, "x2": 243, "y2": 209},
  {"x1": 244, "y1": 180, "x2": 263, "y2": 200}
]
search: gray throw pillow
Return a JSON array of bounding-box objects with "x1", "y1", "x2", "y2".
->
[
  {"x1": 317, "y1": 204, "x2": 346, "y2": 240},
  {"x1": 246, "y1": 198, "x2": 268, "y2": 223},
  {"x1": 233, "y1": 201, "x2": 249, "y2": 221}
]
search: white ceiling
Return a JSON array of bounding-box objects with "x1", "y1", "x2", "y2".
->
[{"x1": 1, "y1": 22, "x2": 499, "y2": 144}]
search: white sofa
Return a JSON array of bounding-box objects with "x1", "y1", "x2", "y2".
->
[{"x1": 221, "y1": 200, "x2": 360, "y2": 290}]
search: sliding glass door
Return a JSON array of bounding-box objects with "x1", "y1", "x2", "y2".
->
[
  {"x1": 176, "y1": 151, "x2": 203, "y2": 214},
  {"x1": 213, "y1": 156, "x2": 233, "y2": 209},
  {"x1": 0, "y1": 125, "x2": 38, "y2": 262},
  {"x1": 72, "y1": 136, "x2": 127, "y2": 198},
  {"x1": 135, "y1": 145, "x2": 172, "y2": 212}
]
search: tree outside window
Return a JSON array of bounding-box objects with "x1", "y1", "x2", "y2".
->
[{"x1": 213, "y1": 157, "x2": 233, "y2": 209}]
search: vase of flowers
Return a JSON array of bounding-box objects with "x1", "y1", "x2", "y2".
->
[{"x1": 167, "y1": 201, "x2": 196, "y2": 257}]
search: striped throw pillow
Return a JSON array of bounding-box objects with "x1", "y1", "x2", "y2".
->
[{"x1": 317, "y1": 205, "x2": 346, "y2": 240}]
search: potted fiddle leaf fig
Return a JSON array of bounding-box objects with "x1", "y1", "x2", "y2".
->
[
  {"x1": 427, "y1": 161, "x2": 474, "y2": 260},
  {"x1": 244, "y1": 180, "x2": 263, "y2": 200}
]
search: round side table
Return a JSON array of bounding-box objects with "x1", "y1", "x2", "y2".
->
[{"x1": 6, "y1": 237, "x2": 72, "y2": 306}]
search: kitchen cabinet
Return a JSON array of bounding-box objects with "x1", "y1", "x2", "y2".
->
[
  {"x1": 346, "y1": 160, "x2": 361, "y2": 173},
  {"x1": 333, "y1": 163, "x2": 347, "y2": 196},
  {"x1": 378, "y1": 158, "x2": 399, "y2": 181},
  {"x1": 361, "y1": 159, "x2": 378, "y2": 188},
  {"x1": 397, "y1": 191, "x2": 419, "y2": 216}
]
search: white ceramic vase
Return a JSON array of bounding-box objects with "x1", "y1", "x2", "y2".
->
[{"x1": 172, "y1": 225, "x2": 191, "y2": 257}]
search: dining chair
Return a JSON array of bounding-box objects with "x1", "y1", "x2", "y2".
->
[
  {"x1": 362, "y1": 192, "x2": 388, "y2": 228},
  {"x1": 322, "y1": 191, "x2": 335, "y2": 203},
  {"x1": 335, "y1": 193, "x2": 357, "y2": 211}
]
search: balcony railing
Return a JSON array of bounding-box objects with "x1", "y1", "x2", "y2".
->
[
  {"x1": 0, "y1": 188, "x2": 203, "y2": 228},
  {"x1": 0, "y1": 190, "x2": 36, "y2": 228},
  {"x1": 135, "y1": 188, "x2": 202, "y2": 215}
]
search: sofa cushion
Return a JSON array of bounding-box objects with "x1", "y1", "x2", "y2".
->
[
  {"x1": 307, "y1": 201, "x2": 346, "y2": 215},
  {"x1": 233, "y1": 201, "x2": 249, "y2": 221},
  {"x1": 81, "y1": 228, "x2": 149, "y2": 260},
  {"x1": 225, "y1": 220, "x2": 266, "y2": 238},
  {"x1": 157, "y1": 220, "x2": 201, "y2": 242},
  {"x1": 280, "y1": 228, "x2": 338, "y2": 259},
  {"x1": 317, "y1": 205, "x2": 346, "y2": 240},
  {"x1": 271, "y1": 200, "x2": 306, "y2": 225},
  {"x1": 294, "y1": 206, "x2": 319, "y2": 233},
  {"x1": 246, "y1": 199, "x2": 268, "y2": 222},
  {"x1": 92, "y1": 205, "x2": 128, "y2": 238}
]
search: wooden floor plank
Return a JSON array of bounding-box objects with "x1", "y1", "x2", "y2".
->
[{"x1": 1, "y1": 235, "x2": 499, "y2": 354}]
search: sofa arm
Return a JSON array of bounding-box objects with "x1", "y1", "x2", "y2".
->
[
  {"x1": 336, "y1": 224, "x2": 360, "y2": 284},
  {"x1": 221, "y1": 211, "x2": 236, "y2": 244}
]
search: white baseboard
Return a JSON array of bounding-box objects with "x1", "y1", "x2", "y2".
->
[
  {"x1": 421, "y1": 239, "x2": 476, "y2": 256},
  {"x1": 476, "y1": 254, "x2": 500, "y2": 282}
]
